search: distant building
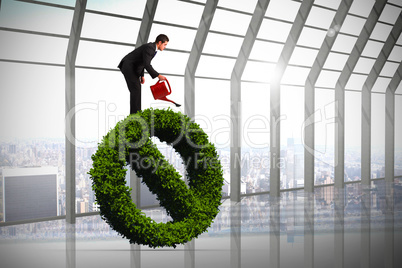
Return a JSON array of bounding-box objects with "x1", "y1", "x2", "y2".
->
[{"x1": 1, "y1": 166, "x2": 58, "y2": 222}]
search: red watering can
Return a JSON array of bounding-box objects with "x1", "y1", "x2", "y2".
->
[{"x1": 150, "y1": 79, "x2": 181, "y2": 107}]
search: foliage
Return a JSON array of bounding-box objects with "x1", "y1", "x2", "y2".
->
[{"x1": 88, "y1": 108, "x2": 224, "y2": 248}]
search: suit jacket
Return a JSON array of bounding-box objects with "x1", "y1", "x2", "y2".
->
[{"x1": 118, "y1": 42, "x2": 159, "y2": 79}]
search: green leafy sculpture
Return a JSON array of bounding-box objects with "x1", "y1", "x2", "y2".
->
[{"x1": 88, "y1": 108, "x2": 224, "y2": 248}]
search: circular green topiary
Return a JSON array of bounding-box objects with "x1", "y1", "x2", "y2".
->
[{"x1": 88, "y1": 108, "x2": 224, "y2": 248}]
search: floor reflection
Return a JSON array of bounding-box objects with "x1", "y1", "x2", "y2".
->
[
  {"x1": 230, "y1": 201, "x2": 241, "y2": 268},
  {"x1": 66, "y1": 222, "x2": 76, "y2": 268},
  {"x1": 0, "y1": 181, "x2": 401, "y2": 267}
]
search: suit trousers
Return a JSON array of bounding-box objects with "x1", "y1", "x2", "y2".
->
[{"x1": 120, "y1": 62, "x2": 141, "y2": 114}]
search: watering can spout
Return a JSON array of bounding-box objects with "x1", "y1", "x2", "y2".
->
[
  {"x1": 150, "y1": 79, "x2": 181, "y2": 107},
  {"x1": 160, "y1": 96, "x2": 181, "y2": 107}
]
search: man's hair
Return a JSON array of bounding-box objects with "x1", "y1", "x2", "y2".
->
[{"x1": 155, "y1": 34, "x2": 169, "y2": 44}]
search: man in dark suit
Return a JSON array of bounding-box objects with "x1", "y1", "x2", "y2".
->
[{"x1": 118, "y1": 34, "x2": 169, "y2": 114}]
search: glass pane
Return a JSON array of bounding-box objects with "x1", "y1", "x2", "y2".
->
[
  {"x1": 203, "y1": 33, "x2": 243, "y2": 57},
  {"x1": 75, "y1": 69, "x2": 129, "y2": 147},
  {"x1": 396, "y1": 95, "x2": 402, "y2": 177},
  {"x1": 305, "y1": 7, "x2": 336, "y2": 29},
  {"x1": 76, "y1": 41, "x2": 131, "y2": 69},
  {"x1": 348, "y1": 0, "x2": 375, "y2": 17},
  {"x1": 314, "y1": 0, "x2": 341, "y2": 10},
  {"x1": 316, "y1": 70, "x2": 341, "y2": 88},
  {"x1": 87, "y1": 0, "x2": 147, "y2": 18},
  {"x1": 250, "y1": 41, "x2": 284, "y2": 62},
  {"x1": 370, "y1": 23, "x2": 392, "y2": 42},
  {"x1": 345, "y1": 91, "x2": 361, "y2": 182},
  {"x1": 257, "y1": 19, "x2": 292, "y2": 42},
  {"x1": 297, "y1": 27, "x2": 327, "y2": 48},
  {"x1": 0, "y1": 62, "x2": 65, "y2": 220},
  {"x1": 389, "y1": 45, "x2": 402, "y2": 62},
  {"x1": 154, "y1": 0, "x2": 204, "y2": 28},
  {"x1": 0, "y1": 63, "x2": 65, "y2": 139},
  {"x1": 346, "y1": 74, "x2": 366, "y2": 90},
  {"x1": 210, "y1": 9, "x2": 251, "y2": 36},
  {"x1": 332, "y1": 34, "x2": 357, "y2": 54},
  {"x1": 353, "y1": 58, "x2": 376, "y2": 74},
  {"x1": 289, "y1": 47, "x2": 319, "y2": 67},
  {"x1": 323, "y1": 52, "x2": 348, "y2": 71},
  {"x1": 194, "y1": 78, "x2": 230, "y2": 195},
  {"x1": 371, "y1": 93, "x2": 385, "y2": 179},
  {"x1": 339, "y1": 15, "x2": 366, "y2": 36},
  {"x1": 315, "y1": 88, "x2": 335, "y2": 185},
  {"x1": 361, "y1": 40, "x2": 384, "y2": 58},
  {"x1": 372, "y1": 77, "x2": 391, "y2": 93},
  {"x1": 218, "y1": 0, "x2": 258, "y2": 13},
  {"x1": 196, "y1": 55, "x2": 236, "y2": 79},
  {"x1": 38, "y1": 0, "x2": 74, "y2": 6},
  {"x1": 380, "y1": 62, "x2": 399, "y2": 77},
  {"x1": 241, "y1": 82, "x2": 270, "y2": 193},
  {"x1": 0, "y1": 0, "x2": 73, "y2": 35},
  {"x1": 81, "y1": 13, "x2": 141, "y2": 43},
  {"x1": 241, "y1": 83, "x2": 270, "y2": 150},
  {"x1": 75, "y1": 69, "x2": 129, "y2": 213},
  {"x1": 280, "y1": 86, "x2": 305, "y2": 189},
  {"x1": 281, "y1": 66, "x2": 310, "y2": 86},
  {"x1": 242, "y1": 61, "x2": 275, "y2": 83},
  {"x1": 378, "y1": 4, "x2": 402, "y2": 24},
  {"x1": 387, "y1": 0, "x2": 402, "y2": 5},
  {"x1": 396, "y1": 80, "x2": 402, "y2": 94},
  {"x1": 195, "y1": 79, "x2": 230, "y2": 149},
  {"x1": 265, "y1": 0, "x2": 300, "y2": 22},
  {"x1": 151, "y1": 50, "x2": 189, "y2": 75},
  {"x1": 149, "y1": 24, "x2": 196, "y2": 51},
  {"x1": 0, "y1": 31, "x2": 68, "y2": 64}
]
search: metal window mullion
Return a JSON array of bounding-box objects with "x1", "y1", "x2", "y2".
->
[
  {"x1": 362, "y1": 12, "x2": 402, "y2": 185},
  {"x1": 65, "y1": 2, "x2": 86, "y2": 268},
  {"x1": 136, "y1": 0, "x2": 158, "y2": 47},
  {"x1": 230, "y1": 0, "x2": 270, "y2": 203},
  {"x1": 185, "y1": 0, "x2": 218, "y2": 119},
  {"x1": 129, "y1": 0, "x2": 158, "y2": 213},
  {"x1": 183, "y1": 1, "x2": 218, "y2": 266},
  {"x1": 128, "y1": 0, "x2": 159, "y2": 265},
  {"x1": 65, "y1": 0, "x2": 86, "y2": 225},
  {"x1": 385, "y1": 62, "x2": 402, "y2": 183}
]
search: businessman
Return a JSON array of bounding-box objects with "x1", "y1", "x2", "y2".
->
[{"x1": 118, "y1": 34, "x2": 168, "y2": 114}]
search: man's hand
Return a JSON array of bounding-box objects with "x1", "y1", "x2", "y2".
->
[
  {"x1": 158, "y1": 75, "x2": 167, "y2": 81},
  {"x1": 140, "y1": 76, "x2": 145, "y2": 84}
]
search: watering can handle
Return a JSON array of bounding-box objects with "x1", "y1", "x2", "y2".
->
[{"x1": 161, "y1": 79, "x2": 171, "y2": 95}]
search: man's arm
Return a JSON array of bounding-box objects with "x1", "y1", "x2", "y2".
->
[{"x1": 142, "y1": 45, "x2": 159, "y2": 78}]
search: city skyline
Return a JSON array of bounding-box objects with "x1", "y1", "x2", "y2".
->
[{"x1": 1, "y1": 136, "x2": 400, "y2": 217}]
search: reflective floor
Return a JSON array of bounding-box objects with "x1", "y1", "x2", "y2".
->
[{"x1": 1, "y1": 180, "x2": 401, "y2": 268}]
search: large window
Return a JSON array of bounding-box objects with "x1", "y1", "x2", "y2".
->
[
  {"x1": 315, "y1": 89, "x2": 335, "y2": 186},
  {"x1": 281, "y1": 86, "x2": 305, "y2": 190},
  {"x1": 1, "y1": 0, "x2": 401, "y2": 224},
  {"x1": 195, "y1": 78, "x2": 230, "y2": 196},
  {"x1": 345, "y1": 91, "x2": 361, "y2": 182},
  {"x1": 0, "y1": 63, "x2": 66, "y2": 219},
  {"x1": 242, "y1": 82, "x2": 270, "y2": 193},
  {"x1": 371, "y1": 93, "x2": 385, "y2": 179}
]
